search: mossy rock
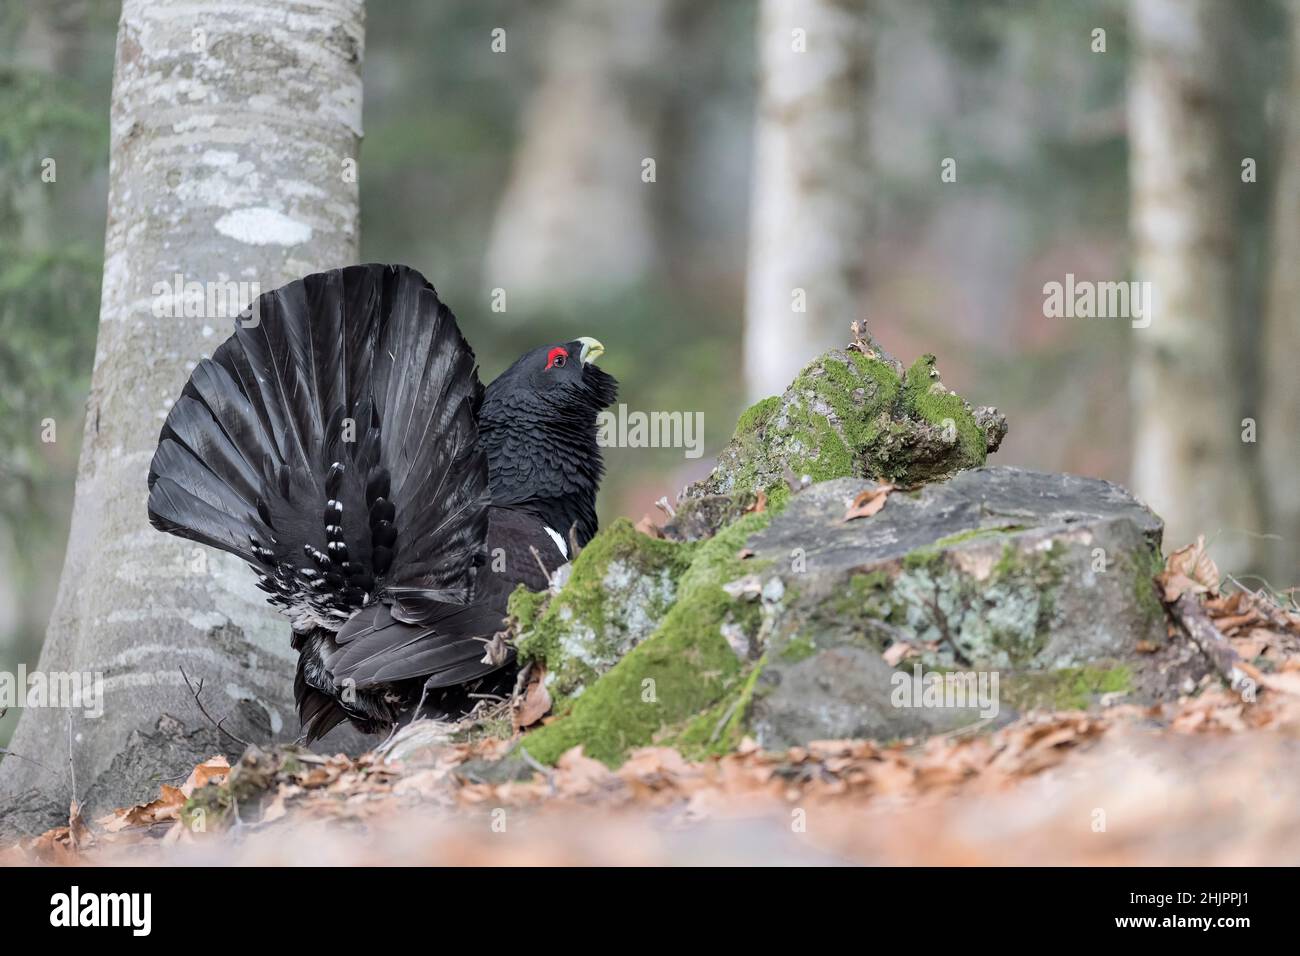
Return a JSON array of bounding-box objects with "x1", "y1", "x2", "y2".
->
[
  {"x1": 511, "y1": 467, "x2": 1180, "y2": 764},
  {"x1": 685, "y1": 342, "x2": 1007, "y2": 503},
  {"x1": 512, "y1": 518, "x2": 696, "y2": 705},
  {"x1": 516, "y1": 513, "x2": 773, "y2": 766},
  {"x1": 741, "y1": 470, "x2": 1179, "y2": 747}
]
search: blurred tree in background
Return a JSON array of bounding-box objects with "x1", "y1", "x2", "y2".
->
[
  {"x1": 2, "y1": 0, "x2": 1297, "y2": 753},
  {"x1": 0, "y1": 0, "x2": 114, "y2": 746}
]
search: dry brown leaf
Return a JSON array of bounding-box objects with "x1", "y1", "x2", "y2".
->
[
  {"x1": 882, "y1": 641, "x2": 917, "y2": 666},
  {"x1": 843, "y1": 483, "x2": 895, "y2": 522},
  {"x1": 1214, "y1": 611, "x2": 1259, "y2": 634},
  {"x1": 261, "y1": 785, "x2": 291, "y2": 824},
  {"x1": 554, "y1": 746, "x2": 615, "y2": 794},
  {"x1": 1158, "y1": 536, "x2": 1220, "y2": 601},
  {"x1": 634, "y1": 514, "x2": 664, "y2": 539},
  {"x1": 68, "y1": 800, "x2": 92, "y2": 853},
  {"x1": 1261, "y1": 671, "x2": 1300, "y2": 697},
  {"x1": 513, "y1": 665, "x2": 552, "y2": 731},
  {"x1": 181, "y1": 755, "x2": 231, "y2": 797},
  {"x1": 96, "y1": 783, "x2": 187, "y2": 833}
]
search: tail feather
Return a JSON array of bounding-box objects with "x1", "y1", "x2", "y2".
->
[{"x1": 147, "y1": 264, "x2": 491, "y2": 633}]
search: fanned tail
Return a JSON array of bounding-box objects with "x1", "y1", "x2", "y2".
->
[{"x1": 147, "y1": 263, "x2": 491, "y2": 639}]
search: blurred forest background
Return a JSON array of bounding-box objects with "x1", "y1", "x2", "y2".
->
[{"x1": 0, "y1": 0, "x2": 1295, "y2": 751}]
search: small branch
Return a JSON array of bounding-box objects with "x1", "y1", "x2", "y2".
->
[
  {"x1": 1224, "y1": 575, "x2": 1300, "y2": 634},
  {"x1": 528, "y1": 544, "x2": 551, "y2": 581},
  {"x1": 1170, "y1": 593, "x2": 1249, "y2": 689},
  {"x1": 179, "y1": 665, "x2": 252, "y2": 747},
  {"x1": 517, "y1": 744, "x2": 557, "y2": 796},
  {"x1": 67, "y1": 713, "x2": 78, "y2": 810},
  {"x1": 0, "y1": 748, "x2": 56, "y2": 775}
]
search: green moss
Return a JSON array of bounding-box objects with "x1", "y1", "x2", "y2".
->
[
  {"x1": 694, "y1": 346, "x2": 998, "y2": 499},
  {"x1": 783, "y1": 398, "x2": 855, "y2": 481},
  {"x1": 518, "y1": 512, "x2": 773, "y2": 766},
  {"x1": 1125, "y1": 541, "x2": 1167, "y2": 631},
  {"x1": 514, "y1": 518, "x2": 694, "y2": 703},
  {"x1": 901, "y1": 355, "x2": 987, "y2": 464},
  {"x1": 506, "y1": 584, "x2": 547, "y2": 631},
  {"x1": 734, "y1": 395, "x2": 781, "y2": 438},
  {"x1": 933, "y1": 525, "x2": 1027, "y2": 548},
  {"x1": 180, "y1": 747, "x2": 285, "y2": 830},
  {"x1": 902, "y1": 546, "x2": 944, "y2": 571},
  {"x1": 671, "y1": 656, "x2": 767, "y2": 759},
  {"x1": 781, "y1": 634, "x2": 817, "y2": 662},
  {"x1": 837, "y1": 570, "x2": 895, "y2": 621},
  {"x1": 1002, "y1": 664, "x2": 1133, "y2": 711}
]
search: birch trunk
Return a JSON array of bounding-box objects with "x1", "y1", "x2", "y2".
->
[
  {"x1": 744, "y1": 0, "x2": 871, "y2": 401},
  {"x1": 1128, "y1": 0, "x2": 1260, "y2": 572},
  {"x1": 1262, "y1": 4, "x2": 1300, "y2": 585},
  {"x1": 0, "y1": 0, "x2": 365, "y2": 836}
]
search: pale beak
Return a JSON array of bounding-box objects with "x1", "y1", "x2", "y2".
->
[{"x1": 577, "y1": 337, "x2": 605, "y2": 365}]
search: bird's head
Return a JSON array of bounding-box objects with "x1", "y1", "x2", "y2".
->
[
  {"x1": 489, "y1": 336, "x2": 618, "y2": 416},
  {"x1": 480, "y1": 336, "x2": 618, "y2": 546}
]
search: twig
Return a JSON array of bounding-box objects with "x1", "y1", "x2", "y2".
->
[
  {"x1": 67, "y1": 713, "x2": 78, "y2": 810},
  {"x1": 709, "y1": 695, "x2": 743, "y2": 744},
  {"x1": 517, "y1": 744, "x2": 557, "y2": 795},
  {"x1": 0, "y1": 748, "x2": 57, "y2": 775},
  {"x1": 528, "y1": 544, "x2": 551, "y2": 581},
  {"x1": 179, "y1": 665, "x2": 252, "y2": 747},
  {"x1": 1224, "y1": 574, "x2": 1300, "y2": 632},
  {"x1": 1169, "y1": 593, "x2": 1249, "y2": 689}
]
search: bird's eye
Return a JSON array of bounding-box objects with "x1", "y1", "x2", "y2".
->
[{"x1": 545, "y1": 347, "x2": 569, "y2": 370}]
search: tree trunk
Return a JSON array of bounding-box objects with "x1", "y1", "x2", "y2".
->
[
  {"x1": 1128, "y1": 0, "x2": 1260, "y2": 572},
  {"x1": 1262, "y1": 4, "x2": 1300, "y2": 586},
  {"x1": 481, "y1": 0, "x2": 678, "y2": 311},
  {"x1": 0, "y1": 0, "x2": 365, "y2": 836},
  {"x1": 744, "y1": 0, "x2": 871, "y2": 401}
]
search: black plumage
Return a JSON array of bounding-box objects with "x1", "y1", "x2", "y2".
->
[{"x1": 147, "y1": 264, "x2": 616, "y2": 741}]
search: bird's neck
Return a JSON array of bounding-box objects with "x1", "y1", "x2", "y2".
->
[{"x1": 478, "y1": 403, "x2": 604, "y2": 547}]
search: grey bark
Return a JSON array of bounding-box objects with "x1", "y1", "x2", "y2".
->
[
  {"x1": 1127, "y1": 0, "x2": 1261, "y2": 573},
  {"x1": 1262, "y1": 3, "x2": 1300, "y2": 585},
  {"x1": 0, "y1": 0, "x2": 365, "y2": 836},
  {"x1": 744, "y1": 0, "x2": 871, "y2": 400}
]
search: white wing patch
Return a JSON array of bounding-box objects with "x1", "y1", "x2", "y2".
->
[{"x1": 544, "y1": 526, "x2": 568, "y2": 558}]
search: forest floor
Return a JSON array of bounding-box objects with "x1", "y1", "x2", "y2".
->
[{"x1": 4, "y1": 541, "x2": 1300, "y2": 866}]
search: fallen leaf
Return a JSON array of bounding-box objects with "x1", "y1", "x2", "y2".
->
[
  {"x1": 843, "y1": 483, "x2": 895, "y2": 522},
  {"x1": 883, "y1": 641, "x2": 917, "y2": 666},
  {"x1": 181, "y1": 755, "x2": 231, "y2": 797},
  {"x1": 635, "y1": 514, "x2": 664, "y2": 538},
  {"x1": 1158, "y1": 536, "x2": 1220, "y2": 601},
  {"x1": 513, "y1": 664, "x2": 552, "y2": 731},
  {"x1": 68, "y1": 800, "x2": 92, "y2": 853}
]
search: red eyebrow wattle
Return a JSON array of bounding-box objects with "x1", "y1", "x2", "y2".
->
[{"x1": 545, "y1": 346, "x2": 569, "y2": 370}]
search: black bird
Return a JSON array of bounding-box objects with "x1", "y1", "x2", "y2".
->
[{"x1": 146, "y1": 263, "x2": 616, "y2": 741}]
